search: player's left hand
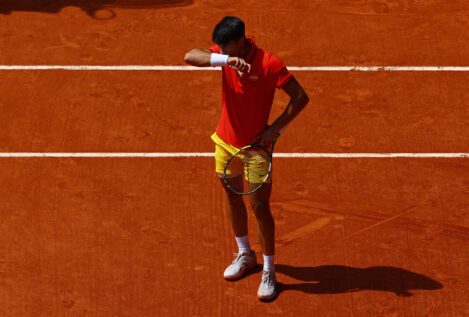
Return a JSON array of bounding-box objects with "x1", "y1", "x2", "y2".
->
[
  {"x1": 227, "y1": 56, "x2": 251, "y2": 78},
  {"x1": 251, "y1": 126, "x2": 279, "y2": 148}
]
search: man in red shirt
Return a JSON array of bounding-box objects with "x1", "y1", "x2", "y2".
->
[{"x1": 184, "y1": 16, "x2": 309, "y2": 301}]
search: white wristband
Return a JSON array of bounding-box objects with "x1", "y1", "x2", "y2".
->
[{"x1": 210, "y1": 53, "x2": 229, "y2": 66}]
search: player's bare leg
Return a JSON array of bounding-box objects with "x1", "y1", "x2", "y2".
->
[
  {"x1": 249, "y1": 180, "x2": 277, "y2": 300},
  {"x1": 218, "y1": 175, "x2": 257, "y2": 280},
  {"x1": 249, "y1": 181, "x2": 275, "y2": 256},
  {"x1": 218, "y1": 175, "x2": 248, "y2": 236}
]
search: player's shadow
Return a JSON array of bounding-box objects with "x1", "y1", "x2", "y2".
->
[
  {"x1": 0, "y1": 0, "x2": 193, "y2": 19},
  {"x1": 276, "y1": 264, "x2": 443, "y2": 297}
]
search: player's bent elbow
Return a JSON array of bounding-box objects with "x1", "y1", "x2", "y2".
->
[
  {"x1": 184, "y1": 50, "x2": 210, "y2": 66},
  {"x1": 184, "y1": 49, "x2": 203, "y2": 65},
  {"x1": 295, "y1": 92, "x2": 309, "y2": 109},
  {"x1": 184, "y1": 51, "x2": 195, "y2": 65},
  {"x1": 301, "y1": 92, "x2": 309, "y2": 107}
]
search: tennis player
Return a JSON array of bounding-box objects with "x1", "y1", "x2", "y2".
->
[{"x1": 184, "y1": 16, "x2": 309, "y2": 301}]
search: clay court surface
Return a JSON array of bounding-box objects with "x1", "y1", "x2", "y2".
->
[{"x1": 1, "y1": 1, "x2": 469, "y2": 316}]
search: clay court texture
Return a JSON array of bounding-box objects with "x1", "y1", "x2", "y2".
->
[{"x1": 0, "y1": 0, "x2": 469, "y2": 316}]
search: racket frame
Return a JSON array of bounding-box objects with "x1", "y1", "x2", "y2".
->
[{"x1": 223, "y1": 135, "x2": 279, "y2": 195}]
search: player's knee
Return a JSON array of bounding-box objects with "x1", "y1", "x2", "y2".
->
[
  {"x1": 253, "y1": 206, "x2": 274, "y2": 225},
  {"x1": 251, "y1": 201, "x2": 270, "y2": 216}
]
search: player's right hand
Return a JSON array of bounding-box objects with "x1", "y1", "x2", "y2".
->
[{"x1": 227, "y1": 57, "x2": 251, "y2": 77}]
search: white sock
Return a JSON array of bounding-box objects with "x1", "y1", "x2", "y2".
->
[
  {"x1": 263, "y1": 255, "x2": 275, "y2": 272},
  {"x1": 235, "y1": 235, "x2": 251, "y2": 254}
]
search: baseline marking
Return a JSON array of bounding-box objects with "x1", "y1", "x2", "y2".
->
[
  {"x1": 0, "y1": 153, "x2": 468, "y2": 158},
  {"x1": 1, "y1": 65, "x2": 469, "y2": 71}
]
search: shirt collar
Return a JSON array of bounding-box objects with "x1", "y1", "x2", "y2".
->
[{"x1": 244, "y1": 38, "x2": 257, "y2": 63}]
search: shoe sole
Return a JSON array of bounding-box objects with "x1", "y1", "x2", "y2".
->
[
  {"x1": 257, "y1": 290, "x2": 278, "y2": 302},
  {"x1": 223, "y1": 262, "x2": 258, "y2": 281}
]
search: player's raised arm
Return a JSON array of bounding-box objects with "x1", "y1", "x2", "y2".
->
[
  {"x1": 184, "y1": 48, "x2": 231, "y2": 68},
  {"x1": 184, "y1": 48, "x2": 251, "y2": 75},
  {"x1": 184, "y1": 48, "x2": 213, "y2": 67}
]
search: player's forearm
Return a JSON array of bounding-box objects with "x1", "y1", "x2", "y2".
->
[
  {"x1": 271, "y1": 92, "x2": 309, "y2": 135},
  {"x1": 184, "y1": 49, "x2": 213, "y2": 67},
  {"x1": 184, "y1": 49, "x2": 251, "y2": 74}
]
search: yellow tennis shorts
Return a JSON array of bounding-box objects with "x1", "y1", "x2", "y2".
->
[{"x1": 212, "y1": 133, "x2": 271, "y2": 183}]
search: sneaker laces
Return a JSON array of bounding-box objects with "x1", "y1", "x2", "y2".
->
[
  {"x1": 231, "y1": 252, "x2": 250, "y2": 266},
  {"x1": 261, "y1": 271, "x2": 276, "y2": 287}
]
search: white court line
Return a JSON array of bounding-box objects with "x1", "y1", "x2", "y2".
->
[
  {"x1": 1, "y1": 65, "x2": 469, "y2": 71},
  {"x1": 0, "y1": 65, "x2": 466, "y2": 158},
  {"x1": 0, "y1": 153, "x2": 468, "y2": 158}
]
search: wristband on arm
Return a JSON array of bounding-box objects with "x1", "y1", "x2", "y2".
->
[{"x1": 210, "y1": 53, "x2": 229, "y2": 66}]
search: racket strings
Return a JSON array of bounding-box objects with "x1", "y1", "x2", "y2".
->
[{"x1": 225, "y1": 147, "x2": 270, "y2": 194}]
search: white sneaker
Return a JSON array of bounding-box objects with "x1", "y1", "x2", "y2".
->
[
  {"x1": 223, "y1": 250, "x2": 257, "y2": 280},
  {"x1": 257, "y1": 270, "x2": 277, "y2": 301}
]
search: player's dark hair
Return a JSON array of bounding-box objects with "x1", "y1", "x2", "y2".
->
[{"x1": 212, "y1": 16, "x2": 245, "y2": 45}]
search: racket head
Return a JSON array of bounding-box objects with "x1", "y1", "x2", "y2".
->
[{"x1": 223, "y1": 144, "x2": 272, "y2": 195}]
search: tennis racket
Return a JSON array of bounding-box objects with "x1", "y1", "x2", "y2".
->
[{"x1": 223, "y1": 133, "x2": 280, "y2": 195}]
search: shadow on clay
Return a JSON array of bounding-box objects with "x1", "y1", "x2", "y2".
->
[
  {"x1": 276, "y1": 264, "x2": 443, "y2": 297},
  {"x1": 0, "y1": 0, "x2": 193, "y2": 19}
]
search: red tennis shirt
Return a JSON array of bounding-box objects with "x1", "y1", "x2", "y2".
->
[{"x1": 209, "y1": 38, "x2": 293, "y2": 148}]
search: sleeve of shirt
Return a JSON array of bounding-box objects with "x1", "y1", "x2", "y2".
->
[
  {"x1": 208, "y1": 44, "x2": 220, "y2": 53},
  {"x1": 269, "y1": 55, "x2": 293, "y2": 89}
]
